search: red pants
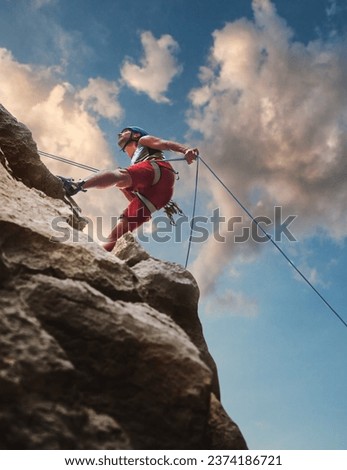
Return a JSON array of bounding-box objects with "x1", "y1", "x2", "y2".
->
[{"x1": 122, "y1": 160, "x2": 175, "y2": 231}]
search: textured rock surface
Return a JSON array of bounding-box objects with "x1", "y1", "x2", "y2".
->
[
  {"x1": 0, "y1": 105, "x2": 248, "y2": 450},
  {"x1": 0, "y1": 104, "x2": 65, "y2": 199},
  {"x1": 115, "y1": 238, "x2": 221, "y2": 400}
]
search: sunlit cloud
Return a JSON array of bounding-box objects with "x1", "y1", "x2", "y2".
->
[
  {"x1": 78, "y1": 77, "x2": 123, "y2": 121},
  {"x1": 31, "y1": 0, "x2": 56, "y2": 9},
  {"x1": 187, "y1": 0, "x2": 347, "y2": 296},
  {"x1": 204, "y1": 288, "x2": 258, "y2": 318},
  {"x1": 121, "y1": 31, "x2": 182, "y2": 104},
  {"x1": 0, "y1": 47, "x2": 125, "y2": 240},
  {"x1": 326, "y1": 0, "x2": 337, "y2": 18}
]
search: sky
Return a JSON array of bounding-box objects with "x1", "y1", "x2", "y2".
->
[{"x1": 0, "y1": 0, "x2": 346, "y2": 450}]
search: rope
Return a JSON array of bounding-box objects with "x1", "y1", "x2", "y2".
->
[
  {"x1": 199, "y1": 156, "x2": 347, "y2": 330},
  {"x1": 164, "y1": 157, "x2": 187, "y2": 162},
  {"x1": 39, "y1": 149, "x2": 188, "y2": 166},
  {"x1": 185, "y1": 156, "x2": 200, "y2": 269},
  {"x1": 38, "y1": 150, "x2": 99, "y2": 173}
]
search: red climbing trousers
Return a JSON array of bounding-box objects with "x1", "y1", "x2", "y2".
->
[{"x1": 122, "y1": 160, "x2": 176, "y2": 231}]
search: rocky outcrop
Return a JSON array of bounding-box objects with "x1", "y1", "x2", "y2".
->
[
  {"x1": 114, "y1": 234, "x2": 222, "y2": 399},
  {"x1": 0, "y1": 104, "x2": 65, "y2": 199},
  {"x1": 0, "y1": 104, "x2": 247, "y2": 450}
]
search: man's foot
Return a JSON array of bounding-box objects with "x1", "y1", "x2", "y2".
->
[{"x1": 57, "y1": 176, "x2": 86, "y2": 196}]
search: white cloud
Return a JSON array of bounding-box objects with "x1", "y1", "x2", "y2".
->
[
  {"x1": 204, "y1": 288, "x2": 258, "y2": 318},
  {"x1": 187, "y1": 0, "x2": 347, "y2": 296},
  {"x1": 326, "y1": 0, "x2": 337, "y2": 18},
  {"x1": 78, "y1": 77, "x2": 123, "y2": 120},
  {"x1": 0, "y1": 47, "x2": 126, "y2": 241},
  {"x1": 8, "y1": 3, "x2": 93, "y2": 71},
  {"x1": 31, "y1": 0, "x2": 56, "y2": 9},
  {"x1": 121, "y1": 31, "x2": 182, "y2": 104}
]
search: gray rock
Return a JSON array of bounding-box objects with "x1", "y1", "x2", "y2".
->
[
  {"x1": 0, "y1": 163, "x2": 141, "y2": 302},
  {"x1": 0, "y1": 290, "x2": 131, "y2": 450},
  {"x1": 114, "y1": 232, "x2": 150, "y2": 266},
  {"x1": 206, "y1": 394, "x2": 248, "y2": 450},
  {"x1": 17, "y1": 274, "x2": 213, "y2": 449},
  {"x1": 132, "y1": 252, "x2": 221, "y2": 399}
]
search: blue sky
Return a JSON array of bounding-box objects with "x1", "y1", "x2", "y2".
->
[{"x1": 1, "y1": 0, "x2": 347, "y2": 450}]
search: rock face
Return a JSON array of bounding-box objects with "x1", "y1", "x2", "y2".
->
[
  {"x1": 0, "y1": 104, "x2": 65, "y2": 199},
  {"x1": 0, "y1": 104, "x2": 247, "y2": 450}
]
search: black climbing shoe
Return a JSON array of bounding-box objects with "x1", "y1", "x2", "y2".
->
[{"x1": 57, "y1": 176, "x2": 86, "y2": 196}]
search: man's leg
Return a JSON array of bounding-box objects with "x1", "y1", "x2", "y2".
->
[
  {"x1": 103, "y1": 217, "x2": 130, "y2": 251},
  {"x1": 100, "y1": 163, "x2": 154, "y2": 251},
  {"x1": 83, "y1": 169, "x2": 132, "y2": 190},
  {"x1": 103, "y1": 199, "x2": 151, "y2": 251}
]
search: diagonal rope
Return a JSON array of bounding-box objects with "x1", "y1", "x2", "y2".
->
[
  {"x1": 38, "y1": 150, "x2": 99, "y2": 173},
  {"x1": 185, "y1": 156, "x2": 200, "y2": 269},
  {"x1": 39, "y1": 149, "x2": 186, "y2": 169},
  {"x1": 199, "y1": 156, "x2": 347, "y2": 330}
]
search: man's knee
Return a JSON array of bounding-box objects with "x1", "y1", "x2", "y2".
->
[{"x1": 113, "y1": 169, "x2": 132, "y2": 188}]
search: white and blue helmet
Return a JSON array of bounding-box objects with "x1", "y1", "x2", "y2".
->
[{"x1": 118, "y1": 126, "x2": 149, "y2": 151}]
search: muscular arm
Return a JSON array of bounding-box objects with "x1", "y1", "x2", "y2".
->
[
  {"x1": 139, "y1": 135, "x2": 188, "y2": 153},
  {"x1": 139, "y1": 135, "x2": 199, "y2": 164}
]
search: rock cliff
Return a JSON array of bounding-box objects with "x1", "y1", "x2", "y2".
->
[{"x1": 0, "y1": 104, "x2": 247, "y2": 450}]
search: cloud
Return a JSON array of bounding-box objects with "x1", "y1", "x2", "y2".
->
[
  {"x1": 121, "y1": 31, "x2": 182, "y2": 104},
  {"x1": 187, "y1": 0, "x2": 347, "y2": 295},
  {"x1": 204, "y1": 288, "x2": 258, "y2": 318},
  {"x1": 78, "y1": 77, "x2": 123, "y2": 120},
  {"x1": 31, "y1": 0, "x2": 56, "y2": 9},
  {"x1": 0, "y1": 47, "x2": 126, "y2": 241},
  {"x1": 326, "y1": 0, "x2": 337, "y2": 18}
]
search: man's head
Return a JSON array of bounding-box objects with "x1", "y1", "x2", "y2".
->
[{"x1": 117, "y1": 126, "x2": 148, "y2": 152}]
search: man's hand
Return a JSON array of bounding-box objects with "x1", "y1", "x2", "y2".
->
[{"x1": 184, "y1": 148, "x2": 199, "y2": 165}]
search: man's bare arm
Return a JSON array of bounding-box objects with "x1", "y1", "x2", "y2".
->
[{"x1": 139, "y1": 135, "x2": 199, "y2": 165}]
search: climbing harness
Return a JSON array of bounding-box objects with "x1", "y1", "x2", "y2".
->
[
  {"x1": 133, "y1": 191, "x2": 157, "y2": 215},
  {"x1": 150, "y1": 160, "x2": 161, "y2": 185},
  {"x1": 133, "y1": 158, "x2": 184, "y2": 226},
  {"x1": 39, "y1": 149, "x2": 346, "y2": 330}
]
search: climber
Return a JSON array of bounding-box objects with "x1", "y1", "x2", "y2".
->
[{"x1": 61, "y1": 126, "x2": 199, "y2": 251}]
